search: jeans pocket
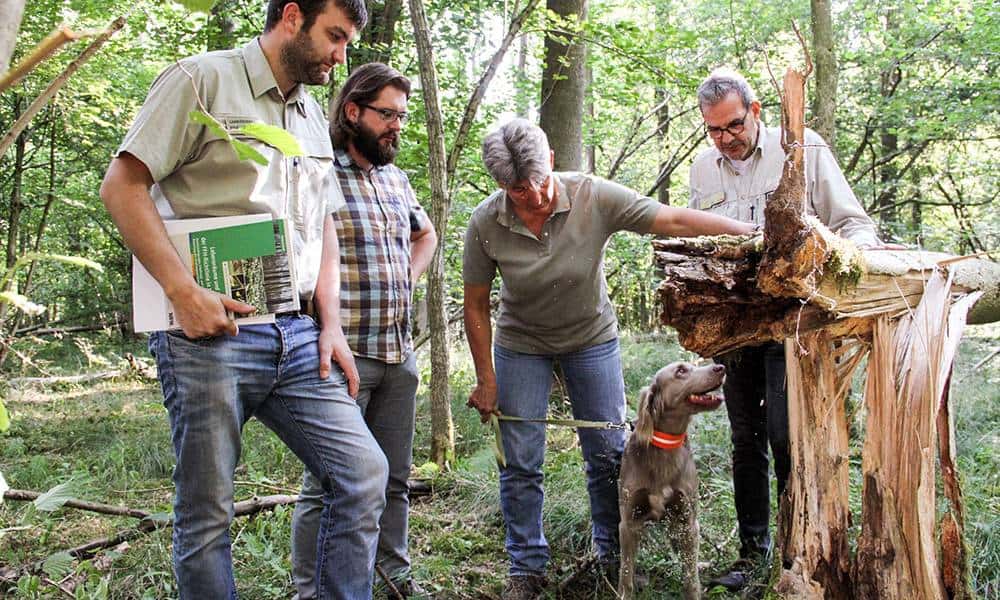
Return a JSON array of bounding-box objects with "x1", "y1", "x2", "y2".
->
[{"x1": 149, "y1": 332, "x2": 178, "y2": 410}]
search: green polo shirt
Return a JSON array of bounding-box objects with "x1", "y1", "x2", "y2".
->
[
  {"x1": 117, "y1": 39, "x2": 339, "y2": 300},
  {"x1": 463, "y1": 172, "x2": 661, "y2": 354}
]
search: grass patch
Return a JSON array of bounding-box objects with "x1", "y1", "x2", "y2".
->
[{"x1": 1, "y1": 329, "x2": 997, "y2": 598}]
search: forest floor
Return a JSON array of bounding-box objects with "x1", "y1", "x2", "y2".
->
[{"x1": 0, "y1": 328, "x2": 997, "y2": 599}]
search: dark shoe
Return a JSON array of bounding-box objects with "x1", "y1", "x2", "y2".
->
[
  {"x1": 502, "y1": 574, "x2": 547, "y2": 600},
  {"x1": 707, "y1": 558, "x2": 755, "y2": 592}
]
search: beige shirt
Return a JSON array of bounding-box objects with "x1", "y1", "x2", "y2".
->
[
  {"x1": 688, "y1": 125, "x2": 880, "y2": 247},
  {"x1": 117, "y1": 39, "x2": 341, "y2": 300},
  {"x1": 463, "y1": 172, "x2": 661, "y2": 355}
]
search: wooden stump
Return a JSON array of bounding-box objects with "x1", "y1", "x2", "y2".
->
[{"x1": 775, "y1": 332, "x2": 865, "y2": 599}]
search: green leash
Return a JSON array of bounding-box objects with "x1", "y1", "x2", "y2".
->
[{"x1": 489, "y1": 414, "x2": 629, "y2": 469}]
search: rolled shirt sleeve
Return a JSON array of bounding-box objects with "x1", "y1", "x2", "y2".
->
[{"x1": 117, "y1": 60, "x2": 206, "y2": 182}]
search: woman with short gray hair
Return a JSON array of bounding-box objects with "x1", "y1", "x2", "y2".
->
[{"x1": 462, "y1": 118, "x2": 753, "y2": 600}]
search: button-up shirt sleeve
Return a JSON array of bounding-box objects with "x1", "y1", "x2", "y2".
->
[
  {"x1": 806, "y1": 129, "x2": 881, "y2": 247},
  {"x1": 117, "y1": 60, "x2": 204, "y2": 182}
]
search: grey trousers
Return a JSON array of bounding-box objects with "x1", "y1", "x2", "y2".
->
[{"x1": 291, "y1": 352, "x2": 419, "y2": 599}]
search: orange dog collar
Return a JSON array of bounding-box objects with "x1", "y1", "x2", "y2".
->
[{"x1": 651, "y1": 430, "x2": 686, "y2": 450}]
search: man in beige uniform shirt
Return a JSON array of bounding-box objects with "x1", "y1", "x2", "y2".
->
[
  {"x1": 99, "y1": 2, "x2": 387, "y2": 598},
  {"x1": 689, "y1": 68, "x2": 882, "y2": 591}
]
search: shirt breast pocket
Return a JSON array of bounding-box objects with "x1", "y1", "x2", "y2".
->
[{"x1": 291, "y1": 135, "x2": 334, "y2": 242}]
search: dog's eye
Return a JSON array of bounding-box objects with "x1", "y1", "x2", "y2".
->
[{"x1": 675, "y1": 365, "x2": 688, "y2": 378}]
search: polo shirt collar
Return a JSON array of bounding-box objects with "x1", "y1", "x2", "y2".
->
[
  {"x1": 496, "y1": 172, "x2": 570, "y2": 229},
  {"x1": 242, "y1": 38, "x2": 307, "y2": 114}
]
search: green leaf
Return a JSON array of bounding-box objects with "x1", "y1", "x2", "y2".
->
[
  {"x1": 42, "y1": 551, "x2": 74, "y2": 580},
  {"x1": 239, "y1": 123, "x2": 305, "y2": 157},
  {"x1": 33, "y1": 481, "x2": 76, "y2": 512},
  {"x1": 175, "y1": 0, "x2": 216, "y2": 13},
  {"x1": 188, "y1": 110, "x2": 231, "y2": 142},
  {"x1": 231, "y1": 139, "x2": 268, "y2": 166},
  {"x1": 0, "y1": 291, "x2": 46, "y2": 316},
  {"x1": 31, "y1": 254, "x2": 104, "y2": 273}
]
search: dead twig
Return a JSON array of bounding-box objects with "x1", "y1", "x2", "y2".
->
[{"x1": 3, "y1": 489, "x2": 150, "y2": 519}]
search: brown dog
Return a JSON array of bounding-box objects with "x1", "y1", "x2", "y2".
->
[{"x1": 617, "y1": 361, "x2": 725, "y2": 599}]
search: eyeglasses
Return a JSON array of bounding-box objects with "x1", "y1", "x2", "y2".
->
[
  {"x1": 705, "y1": 111, "x2": 748, "y2": 139},
  {"x1": 507, "y1": 176, "x2": 548, "y2": 196},
  {"x1": 358, "y1": 103, "x2": 409, "y2": 125}
]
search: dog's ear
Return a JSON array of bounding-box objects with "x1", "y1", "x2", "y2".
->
[{"x1": 633, "y1": 386, "x2": 654, "y2": 445}]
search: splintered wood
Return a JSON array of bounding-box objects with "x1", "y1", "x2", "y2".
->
[{"x1": 653, "y1": 60, "x2": 997, "y2": 598}]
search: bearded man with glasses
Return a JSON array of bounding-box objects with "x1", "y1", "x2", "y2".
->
[
  {"x1": 688, "y1": 68, "x2": 886, "y2": 592},
  {"x1": 291, "y1": 62, "x2": 438, "y2": 599}
]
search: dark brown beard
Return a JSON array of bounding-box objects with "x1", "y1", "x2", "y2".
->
[
  {"x1": 353, "y1": 118, "x2": 399, "y2": 166},
  {"x1": 279, "y1": 31, "x2": 328, "y2": 86}
]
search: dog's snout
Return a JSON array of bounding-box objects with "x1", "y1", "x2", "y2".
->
[{"x1": 712, "y1": 364, "x2": 725, "y2": 375}]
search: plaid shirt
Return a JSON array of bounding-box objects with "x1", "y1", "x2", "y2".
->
[{"x1": 332, "y1": 149, "x2": 424, "y2": 363}]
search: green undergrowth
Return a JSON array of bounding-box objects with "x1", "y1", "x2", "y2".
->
[{"x1": 1, "y1": 329, "x2": 997, "y2": 598}]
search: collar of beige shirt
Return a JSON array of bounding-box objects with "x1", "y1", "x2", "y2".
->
[{"x1": 242, "y1": 38, "x2": 307, "y2": 115}]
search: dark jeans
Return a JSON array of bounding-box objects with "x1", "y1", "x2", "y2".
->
[{"x1": 716, "y1": 342, "x2": 790, "y2": 559}]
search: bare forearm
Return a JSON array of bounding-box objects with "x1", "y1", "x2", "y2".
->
[
  {"x1": 100, "y1": 157, "x2": 196, "y2": 300},
  {"x1": 410, "y1": 225, "x2": 437, "y2": 283},
  {"x1": 650, "y1": 205, "x2": 755, "y2": 237},
  {"x1": 315, "y1": 214, "x2": 343, "y2": 328},
  {"x1": 463, "y1": 292, "x2": 495, "y2": 385}
]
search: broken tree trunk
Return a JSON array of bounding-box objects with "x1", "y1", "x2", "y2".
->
[{"x1": 654, "y1": 56, "x2": 996, "y2": 599}]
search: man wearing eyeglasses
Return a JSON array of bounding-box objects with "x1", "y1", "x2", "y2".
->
[
  {"x1": 290, "y1": 62, "x2": 437, "y2": 599},
  {"x1": 688, "y1": 68, "x2": 882, "y2": 592}
]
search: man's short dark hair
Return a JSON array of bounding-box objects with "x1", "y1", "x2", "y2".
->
[
  {"x1": 264, "y1": 0, "x2": 368, "y2": 33},
  {"x1": 330, "y1": 63, "x2": 412, "y2": 150}
]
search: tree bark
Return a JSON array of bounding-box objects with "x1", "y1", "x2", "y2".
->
[
  {"x1": 876, "y1": 8, "x2": 901, "y2": 231},
  {"x1": 0, "y1": 0, "x2": 26, "y2": 74},
  {"x1": 352, "y1": 0, "x2": 403, "y2": 66},
  {"x1": 810, "y1": 0, "x2": 837, "y2": 148},
  {"x1": 408, "y1": 0, "x2": 454, "y2": 467},
  {"x1": 207, "y1": 0, "x2": 237, "y2": 51},
  {"x1": 539, "y1": 0, "x2": 587, "y2": 171}
]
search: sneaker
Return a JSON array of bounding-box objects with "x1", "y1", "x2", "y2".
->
[
  {"x1": 706, "y1": 558, "x2": 756, "y2": 592},
  {"x1": 502, "y1": 574, "x2": 547, "y2": 600}
]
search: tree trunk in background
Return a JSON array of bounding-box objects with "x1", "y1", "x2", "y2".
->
[
  {"x1": 877, "y1": 8, "x2": 901, "y2": 235},
  {"x1": 0, "y1": 0, "x2": 26, "y2": 74},
  {"x1": 515, "y1": 33, "x2": 530, "y2": 118},
  {"x1": 656, "y1": 88, "x2": 670, "y2": 204},
  {"x1": 539, "y1": 0, "x2": 587, "y2": 171},
  {"x1": 584, "y1": 64, "x2": 594, "y2": 173},
  {"x1": 352, "y1": 0, "x2": 403, "y2": 66},
  {"x1": 408, "y1": 0, "x2": 454, "y2": 467},
  {"x1": 810, "y1": 0, "x2": 837, "y2": 148},
  {"x1": 207, "y1": 1, "x2": 237, "y2": 52}
]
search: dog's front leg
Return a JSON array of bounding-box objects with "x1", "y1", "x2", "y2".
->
[
  {"x1": 668, "y1": 493, "x2": 701, "y2": 600},
  {"x1": 617, "y1": 500, "x2": 641, "y2": 600}
]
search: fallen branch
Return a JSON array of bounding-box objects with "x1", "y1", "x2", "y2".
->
[
  {"x1": 0, "y1": 494, "x2": 301, "y2": 583},
  {"x1": 3, "y1": 489, "x2": 150, "y2": 519},
  {"x1": 7, "y1": 370, "x2": 125, "y2": 389}
]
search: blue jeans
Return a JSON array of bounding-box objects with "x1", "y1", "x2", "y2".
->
[
  {"x1": 291, "y1": 352, "x2": 419, "y2": 599},
  {"x1": 715, "y1": 342, "x2": 790, "y2": 559},
  {"x1": 148, "y1": 315, "x2": 389, "y2": 600},
  {"x1": 495, "y1": 338, "x2": 627, "y2": 576}
]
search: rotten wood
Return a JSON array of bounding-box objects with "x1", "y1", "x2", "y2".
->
[{"x1": 3, "y1": 489, "x2": 150, "y2": 519}]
